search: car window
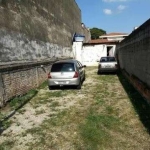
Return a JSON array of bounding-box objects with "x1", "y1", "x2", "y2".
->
[
  {"x1": 51, "y1": 63, "x2": 75, "y2": 72},
  {"x1": 100, "y1": 57, "x2": 116, "y2": 62},
  {"x1": 100, "y1": 58, "x2": 107, "y2": 62},
  {"x1": 77, "y1": 61, "x2": 82, "y2": 68},
  {"x1": 109, "y1": 57, "x2": 116, "y2": 62}
]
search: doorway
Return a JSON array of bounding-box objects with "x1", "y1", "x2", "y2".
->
[{"x1": 107, "y1": 46, "x2": 113, "y2": 56}]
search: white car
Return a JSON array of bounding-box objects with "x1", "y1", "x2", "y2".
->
[
  {"x1": 97, "y1": 56, "x2": 118, "y2": 74},
  {"x1": 48, "y1": 59, "x2": 86, "y2": 89}
]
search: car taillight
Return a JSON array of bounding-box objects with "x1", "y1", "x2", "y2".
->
[
  {"x1": 73, "y1": 71, "x2": 79, "y2": 78},
  {"x1": 48, "y1": 73, "x2": 51, "y2": 78}
]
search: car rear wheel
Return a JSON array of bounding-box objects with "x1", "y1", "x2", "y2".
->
[
  {"x1": 48, "y1": 86, "x2": 54, "y2": 90},
  {"x1": 97, "y1": 70, "x2": 100, "y2": 75},
  {"x1": 76, "y1": 80, "x2": 81, "y2": 90}
]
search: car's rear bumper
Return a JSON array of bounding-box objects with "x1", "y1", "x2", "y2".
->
[
  {"x1": 48, "y1": 78, "x2": 80, "y2": 86},
  {"x1": 98, "y1": 68, "x2": 118, "y2": 73}
]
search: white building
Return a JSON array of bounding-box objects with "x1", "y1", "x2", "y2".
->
[{"x1": 73, "y1": 32, "x2": 128, "y2": 66}]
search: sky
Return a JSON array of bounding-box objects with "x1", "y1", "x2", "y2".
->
[{"x1": 75, "y1": 0, "x2": 150, "y2": 34}]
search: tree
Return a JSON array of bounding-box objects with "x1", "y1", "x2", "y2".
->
[{"x1": 90, "y1": 28, "x2": 106, "y2": 39}]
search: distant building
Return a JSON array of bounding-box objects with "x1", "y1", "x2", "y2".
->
[
  {"x1": 99, "y1": 32, "x2": 128, "y2": 42},
  {"x1": 80, "y1": 32, "x2": 129, "y2": 66}
]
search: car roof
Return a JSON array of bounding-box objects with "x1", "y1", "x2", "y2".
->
[{"x1": 53, "y1": 59, "x2": 78, "y2": 64}]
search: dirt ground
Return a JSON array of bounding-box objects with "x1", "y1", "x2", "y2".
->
[{"x1": 1, "y1": 67, "x2": 150, "y2": 150}]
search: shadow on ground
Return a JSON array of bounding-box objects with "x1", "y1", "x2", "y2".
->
[
  {"x1": 118, "y1": 72, "x2": 150, "y2": 134},
  {"x1": 0, "y1": 90, "x2": 38, "y2": 135}
]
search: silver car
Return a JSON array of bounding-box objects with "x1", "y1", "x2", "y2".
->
[
  {"x1": 48, "y1": 59, "x2": 86, "y2": 89},
  {"x1": 97, "y1": 56, "x2": 118, "y2": 74}
]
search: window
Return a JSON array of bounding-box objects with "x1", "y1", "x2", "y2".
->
[
  {"x1": 109, "y1": 57, "x2": 116, "y2": 62},
  {"x1": 100, "y1": 57, "x2": 116, "y2": 62},
  {"x1": 51, "y1": 63, "x2": 75, "y2": 72}
]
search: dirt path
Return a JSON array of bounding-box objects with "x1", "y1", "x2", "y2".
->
[{"x1": 0, "y1": 67, "x2": 150, "y2": 150}]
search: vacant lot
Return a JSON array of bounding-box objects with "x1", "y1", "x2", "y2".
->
[{"x1": 1, "y1": 67, "x2": 150, "y2": 150}]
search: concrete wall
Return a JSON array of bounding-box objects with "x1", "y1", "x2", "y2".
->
[
  {"x1": 0, "y1": 0, "x2": 90, "y2": 63},
  {"x1": 117, "y1": 18, "x2": 150, "y2": 102},
  {"x1": 117, "y1": 19, "x2": 150, "y2": 87}
]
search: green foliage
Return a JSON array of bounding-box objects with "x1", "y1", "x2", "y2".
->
[{"x1": 90, "y1": 27, "x2": 106, "y2": 39}]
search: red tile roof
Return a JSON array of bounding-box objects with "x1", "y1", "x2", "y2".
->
[{"x1": 88, "y1": 39, "x2": 118, "y2": 44}]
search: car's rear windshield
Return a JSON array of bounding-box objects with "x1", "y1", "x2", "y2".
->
[
  {"x1": 51, "y1": 63, "x2": 75, "y2": 72},
  {"x1": 100, "y1": 57, "x2": 116, "y2": 62}
]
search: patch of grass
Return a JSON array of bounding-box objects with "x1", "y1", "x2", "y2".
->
[
  {"x1": 35, "y1": 109, "x2": 46, "y2": 115},
  {"x1": 1, "y1": 119, "x2": 13, "y2": 129},
  {"x1": 37, "y1": 81, "x2": 48, "y2": 90},
  {"x1": 50, "y1": 101, "x2": 60, "y2": 107},
  {"x1": 18, "y1": 108, "x2": 26, "y2": 114},
  {"x1": 0, "y1": 140, "x2": 15, "y2": 150},
  {"x1": 105, "y1": 106, "x2": 115, "y2": 114},
  {"x1": 0, "y1": 112, "x2": 4, "y2": 120},
  {"x1": 9, "y1": 89, "x2": 38, "y2": 110},
  {"x1": 95, "y1": 97, "x2": 105, "y2": 105},
  {"x1": 45, "y1": 91, "x2": 67, "y2": 98},
  {"x1": 79, "y1": 113, "x2": 121, "y2": 150}
]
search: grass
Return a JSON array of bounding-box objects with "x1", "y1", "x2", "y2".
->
[
  {"x1": 35, "y1": 109, "x2": 46, "y2": 115},
  {"x1": 0, "y1": 89, "x2": 38, "y2": 131},
  {"x1": 1, "y1": 67, "x2": 150, "y2": 150},
  {"x1": 118, "y1": 72, "x2": 150, "y2": 133},
  {"x1": 79, "y1": 113, "x2": 120, "y2": 150},
  {"x1": 9, "y1": 89, "x2": 38, "y2": 110},
  {"x1": 0, "y1": 140, "x2": 15, "y2": 150},
  {"x1": 21, "y1": 72, "x2": 126, "y2": 149}
]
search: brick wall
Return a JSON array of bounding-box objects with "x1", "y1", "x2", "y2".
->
[
  {"x1": 0, "y1": 60, "x2": 62, "y2": 107},
  {"x1": 117, "y1": 18, "x2": 150, "y2": 102}
]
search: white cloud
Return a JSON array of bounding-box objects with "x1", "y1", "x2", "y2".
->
[
  {"x1": 103, "y1": 0, "x2": 128, "y2": 2},
  {"x1": 117, "y1": 5, "x2": 126, "y2": 10},
  {"x1": 103, "y1": 9, "x2": 113, "y2": 15}
]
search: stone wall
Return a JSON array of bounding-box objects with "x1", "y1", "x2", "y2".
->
[
  {"x1": 117, "y1": 18, "x2": 150, "y2": 102},
  {"x1": 0, "y1": 0, "x2": 90, "y2": 63}
]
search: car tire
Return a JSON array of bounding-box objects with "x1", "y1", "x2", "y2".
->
[
  {"x1": 48, "y1": 86, "x2": 53, "y2": 90},
  {"x1": 97, "y1": 70, "x2": 100, "y2": 75},
  {"x1": 76, "y1": 80, "x2": 81, "y2": 90}
]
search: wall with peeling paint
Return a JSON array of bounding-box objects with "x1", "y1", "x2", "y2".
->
[
  {"x1": 0, "y1": 29, "x2": 72, "y2": 62},
  {"x1": 0, "y1": 0, "x2": 90, "y2": 63}
]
